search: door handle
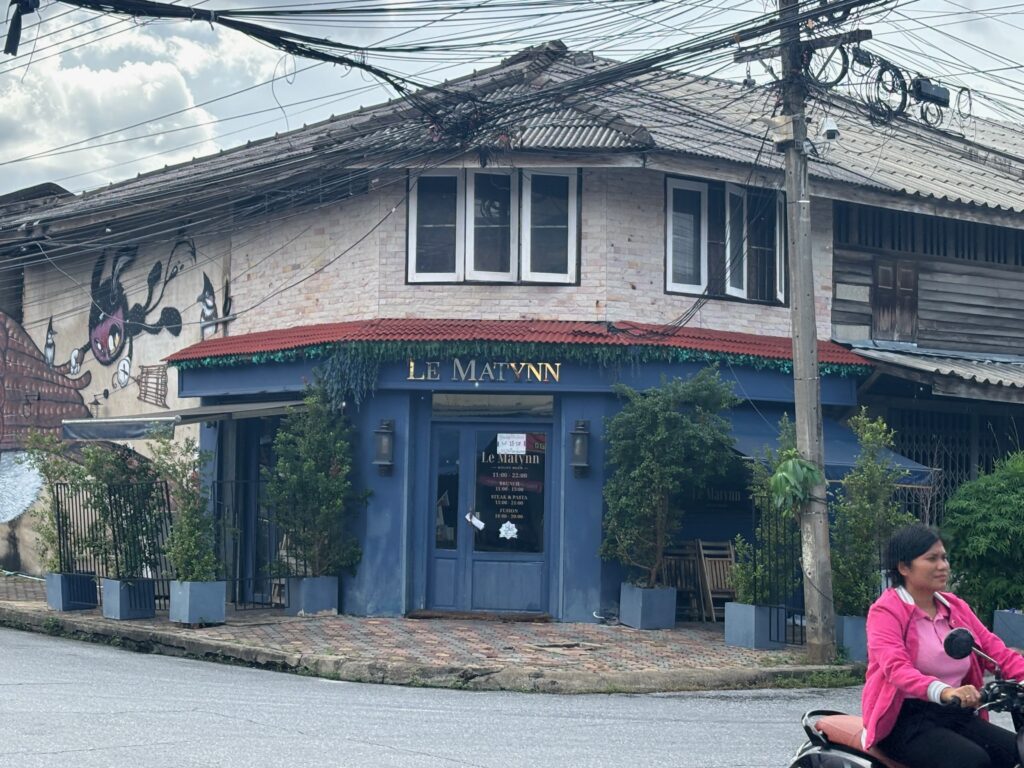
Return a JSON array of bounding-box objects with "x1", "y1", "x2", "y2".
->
[{"x1": 464, "y1": 510, "x2": 485, "y2": 531}]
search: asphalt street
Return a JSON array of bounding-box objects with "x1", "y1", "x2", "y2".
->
[{"x1": 1, "y1": 626, "x2": 1009, "y2": 768}]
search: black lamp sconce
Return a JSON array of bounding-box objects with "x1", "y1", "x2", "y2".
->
[
  {"x1": 570, "y1": 419, "x2": 590, "y2": 477},
  {"x1": 373, "y1": 419, "x2": 395, "y2": 475}
]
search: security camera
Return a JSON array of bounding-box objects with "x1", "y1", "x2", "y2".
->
[{"x1": 821, "y1": 117, "x2": 840, "y2": 141}]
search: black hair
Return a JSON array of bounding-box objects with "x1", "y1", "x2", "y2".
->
[{"x1": 885, "y1": 523, "x2": 942, "y2": 587}]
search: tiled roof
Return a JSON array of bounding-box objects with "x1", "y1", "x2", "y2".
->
[{"x1": 165, "y1": 318, "x2": 868, "y2": 367}]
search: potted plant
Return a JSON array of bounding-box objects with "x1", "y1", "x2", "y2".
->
[
  {"x1": 727, "y1": 419, "x2": 804, "y2": 649},
  {"x1": 829, "y1": 410, "x2": 912, "y2": 661},
  {"x1": 151, "y1": 433, "x2": 225, "y2": 626},
  {"x1": 20, "y1": 433, "x2": 98, "y2": 611},
  {"x1": 600, "y1": 369, "x2": 738, "y2": 630},
  {"x1": 263, "y1": 385, "x2": 363, "y2": 616},
  {"x1": 64, "y1": 442, "x2": 165, "y2": 621}
]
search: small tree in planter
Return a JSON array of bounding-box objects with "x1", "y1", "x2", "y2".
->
[
  {"x1": 728, "y1": 417, "x2": 804, "y2": 649},
  {"x1": 263, "y1": 385, "x2": 363, "y2": 616},
  {"x1": 600, "y1": 369, "x2": 738, "y2": 629},
  {"x1": 829, "y1": 410, "x2": 912, "y2": 659},
  {"x1": 150, "y1": 434, "x2": 224, "y2": 626},
  {"x1": 21, "y1": 432, "x2": 97, "y2": 611},
  {"x1": 944, "y1": 451, "x2": 1024, "y2": 631}
]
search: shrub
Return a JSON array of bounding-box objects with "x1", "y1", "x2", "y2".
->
[
  {"x1": 262, "y1": 385, "x2": 363, "y2": 576},
  {"x1": 829, "y1": 410, "x2": 912, "y2": 616},
  {"x1": 151, "y1": 434, "x2": 219, "y2": 582},
  {"x1": 600, "y1": 368, "x2": 738, "y2": 588},
  {"x1": 943, "y1": 451, "x2": 1024, "y2": 625}
]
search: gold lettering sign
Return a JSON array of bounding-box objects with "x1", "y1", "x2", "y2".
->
[{"x1": 406, "y1": 358, "x2": 561, "y2": 383}]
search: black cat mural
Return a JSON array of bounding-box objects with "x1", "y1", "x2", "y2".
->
[{"x1": 68, "y1": 242, "x2": 191, "y2": 383}]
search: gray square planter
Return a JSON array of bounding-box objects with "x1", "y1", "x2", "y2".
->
[
  {"x1": 286, "y1": 576, "x2": 339, "y2": 617},
  {"x1": 836, "y1": 614, "x2": 867, "y2": 662},
  {"x1": 101, "y1": 578, "x2": 155, "y2": 620},
  {"x1": 45, "y1": 572, "x2": 97, "y2": 611},
  {"x1": 169, "y1": 580, "x2": 226, "y2": 626},
  {"x1": 618, "y1": 582, "x2": 676, "y2": 630},
  {"x1": 994, "y1": 610, "x2": 1024, "y2": 649},
  {"x1": 724, "y1": 602, "x2": 786, "y2": 649}
]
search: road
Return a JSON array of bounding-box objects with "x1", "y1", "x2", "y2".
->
[{"x1": 0, "y1": 626, "x2": 1006, "y2": 768}]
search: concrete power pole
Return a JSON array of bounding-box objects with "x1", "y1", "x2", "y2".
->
[
  {"x1": 732, "y1": 0, "x2": 881, "y2": 664},
  {"x1": 779, "y1": 0, "x2": 834, "y2": 664}
]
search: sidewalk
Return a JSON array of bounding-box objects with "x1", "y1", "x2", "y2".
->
[{"x1": 0, "y1": 574, "x2": 857, "y2": 693}]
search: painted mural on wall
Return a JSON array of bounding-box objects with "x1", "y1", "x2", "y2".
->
[
  {"x1": 198, "y1": 272, "x2": 232, "y2": 341},
  {"x1": 71, "y1": 245, "x2": 186, "y2": 389},
  {"x1": 0, "y1": 236, "x2": 225, "y2": 524},
  {"x1": 0, "y1": 311, "x2": 91, "y2": 452}
]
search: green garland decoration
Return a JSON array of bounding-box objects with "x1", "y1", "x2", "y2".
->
[{"x1": 171, "y1": 339, "x2": 871, "y2": 406}]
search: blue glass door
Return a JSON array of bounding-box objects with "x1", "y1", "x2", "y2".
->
[{"x1": 427, "y1": 423, "x2": 549, "y2": 613}]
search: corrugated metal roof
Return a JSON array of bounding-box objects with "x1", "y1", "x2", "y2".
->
[
  {"x1": 853, "y1": 348, "x2": 1024, "y2": 390},
  {"x1": 5, "y1": 41, "x2": 1024, "y2": 232},
  {"x1": 164, "y1": 317, "x2": 869, "y2": 366}
]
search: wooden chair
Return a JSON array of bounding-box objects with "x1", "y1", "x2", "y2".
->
[
  {"x1": 661, "y1": 540, "x2": 705, "y2": 621},
  {"x1": 697, "y1": 539, "x2": 737, "y2": 622}
]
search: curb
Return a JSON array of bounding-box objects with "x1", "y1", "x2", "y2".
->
[{"x1": 0, "y1": 603, "x2": 863, "y2": 694}]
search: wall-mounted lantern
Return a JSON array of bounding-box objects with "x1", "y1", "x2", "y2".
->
[
  {"x1": 570, "y1": 419, "x2": 590, "y2": 477},
  {"x1": 372, "y1": 419, "x2": 395, "y2": 475}
]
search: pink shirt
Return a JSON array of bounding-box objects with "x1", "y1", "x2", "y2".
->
[
  {"x1": 911, "y1": 598, "x2": 971, "y2": 690},
  {"x1": 861, "y1": 588, "x2": 1024, "y2": 749}
]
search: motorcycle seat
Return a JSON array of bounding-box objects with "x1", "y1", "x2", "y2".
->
[{"x1": 813, "y1": 714, "x2": 912, "y2": 768}]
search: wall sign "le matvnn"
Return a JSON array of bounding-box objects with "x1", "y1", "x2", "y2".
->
[{"x1": 407, "y1": 358, "x2": 561, "y2": 383}]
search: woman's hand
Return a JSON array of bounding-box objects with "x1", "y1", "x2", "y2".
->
[{"x1": 941, "y1": 685, "x2": 981, "y2": 708}]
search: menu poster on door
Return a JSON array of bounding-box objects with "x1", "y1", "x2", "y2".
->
[{"x1": 475, "y1": 432, "x2": 545, "y2": 553}]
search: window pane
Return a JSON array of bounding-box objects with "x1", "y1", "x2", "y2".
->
[
  {"x1": 531, "y1": 175, "x2": 569, "y2": 226},
  {"x1": 473, "y1": 174, "x2": 511, "y2": 273},
  {"x1": 530, "y1": 175, "x2": 570, "y2": 275},
  {"x1": 728, "y1": 192, "x2": 745, "y2": 290},
  {"x1": 531, "y1": 229, "x2": 568, "y2": 273},
  {"x1": 474, "y1": 431, "x2": 545, "y2": 553},
  {"x1": 417, "y1": 229, "x2": 457, "y2": 273},
  {"x1": 672, "y1": 188, "x2": 701, "y2": 286},
  {"x1": 434, "y1": 429, "x2": 459, "y2": 550},
  {"x1": 416, "y1": 176, "x2": 457, "y2": 273}
]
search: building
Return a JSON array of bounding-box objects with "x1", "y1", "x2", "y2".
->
[{"x1": 1, "y1": 41, "x2": 1020, "y2": 619}]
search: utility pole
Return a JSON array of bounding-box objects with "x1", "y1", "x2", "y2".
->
[
  {"x1": 734, "y1": 0, "x2": 880, "y2": 663},
  {"x1": 778, "y1": 0, "x2": 835, "y2": 664}
]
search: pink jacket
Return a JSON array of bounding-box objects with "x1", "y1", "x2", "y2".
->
[{"x1": 861, "y1": 587, "x2": 1024, "y2": 748}]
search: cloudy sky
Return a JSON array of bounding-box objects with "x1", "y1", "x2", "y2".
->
[{"x1": 0, "y1": 0, "x2": 1020, "y2": 197}]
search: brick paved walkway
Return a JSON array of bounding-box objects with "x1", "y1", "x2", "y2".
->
[{"x1": 0, "y1": 574, "x2": 824, "y2": 692}]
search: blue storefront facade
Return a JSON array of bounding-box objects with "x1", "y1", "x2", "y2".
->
[{"x1": 168, "y1": 321, "x2": 874, "y2": 622}]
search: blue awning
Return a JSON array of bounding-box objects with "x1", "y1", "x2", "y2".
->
[{"x1": 725, "y1": 408, "x2": 934, "y2": 487}]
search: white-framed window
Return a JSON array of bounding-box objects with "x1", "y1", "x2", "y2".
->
[
  {"x1": 408, "y1": 169, "x2": 578, "y2": 284},
  {"x1": 408, "y1": 170, "x2": 464, "y2": 283},
  {"x1": 666, "y1": 178, "x2": 708, "y2": 293},
  {"x1": 775, "y1": 192, "x2": 787, "y2": 303},
  {"x1": 725, "y1": 183, "x2": 747, "y2": 298},
  {"x1": 521, "y1": 170, "x2": 577, "y2": 284},
  {"x1": 466, "y1": 169, "x2": 518, "y2": 282}
]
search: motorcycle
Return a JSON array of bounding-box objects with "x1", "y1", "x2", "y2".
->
[{"x1": 787, "y1": 627, "x2": 1024, "y2": 768}]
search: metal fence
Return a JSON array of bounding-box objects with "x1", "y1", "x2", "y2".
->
[
  {"x1": 211, "y1": 481, "x2": 298, "y2": 611},
  {"x1": 52, "y1": 481, "x2": 173, "y2": 609},
  {"x1": 749, "y1": 494, "x2": 806, "y2": 645}
]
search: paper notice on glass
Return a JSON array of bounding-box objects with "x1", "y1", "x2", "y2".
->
[
  {"x1": 465, "y1": 512, "x2": 485, "y2": 531},
  {"x1": 497, "y1": 433, "x2": 526, "y2": 455}
]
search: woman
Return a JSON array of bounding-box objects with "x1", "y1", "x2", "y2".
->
[{"x1": 861, "y1": 523, "x2": 1024, "y2": 768}]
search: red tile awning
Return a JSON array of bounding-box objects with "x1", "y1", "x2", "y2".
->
[{"x1": 165, "y1": 318, "x2": 868, "y2": 367}]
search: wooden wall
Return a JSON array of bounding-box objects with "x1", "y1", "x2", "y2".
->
[{"x1": 832, "y1": 201, "x2": 1024, "y2": 354}]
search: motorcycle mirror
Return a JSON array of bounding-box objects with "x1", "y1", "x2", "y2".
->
[{"x1": 944, "y1": 627, "x2": 976, "y2": 659}]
